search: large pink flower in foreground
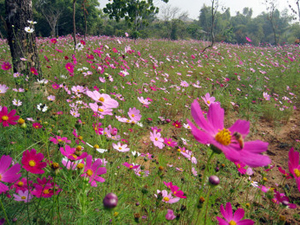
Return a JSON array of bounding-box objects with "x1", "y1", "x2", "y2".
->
[
  {"x1": 81, "y1": 155, "x2": 106, "y2": 187},
  {"x1": 0, "y1": 106, "x2": 20, "y2": 127},
  {"x1": 22, "y1": 149, "x2": 47, "y2": 174},
  {"x1": 288, "y1": 147, "x2": 300, "y2": 192},
  {"x1": 216, "y1": 202, "x2": 254, "y2": 225},
  {"x1": 187, "y1": 100, "x2": 271, "y2": 167},
  {"x1": 0, "y1": 155, "x2": 22, "y2": 194}
]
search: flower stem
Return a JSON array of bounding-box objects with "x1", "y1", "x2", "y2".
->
[{"x1": 0, "y1": 196, "x2": 11, "y2": 225}]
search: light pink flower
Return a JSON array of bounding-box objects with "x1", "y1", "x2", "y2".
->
[
  {"x1": 165, "y1": 209, "x2": 176, "y2": 220},
  {"x1": 13, "y1": 190, "x2": 33, "y2": 202},
  {"x1": 81, "y1": 155, "x2": 106, "y2": 187},
  {"x1": 155, "y1": 190, "x2": 180, "y2": 204},
  {"x1": 150, "y1": 130, "x2": 165, "y2": 149}
]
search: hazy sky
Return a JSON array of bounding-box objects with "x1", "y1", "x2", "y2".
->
[{"x1": 99, "y1": 0, "x2": 290, "y2": 20}]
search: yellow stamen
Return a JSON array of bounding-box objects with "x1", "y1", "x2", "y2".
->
[
  {"x1": 77, "y1": 163, "x2": 84, "y2": 169},
  {"x1": 87, "y1": 169, "x2": 93, "y2": 176},
  {"x1": 21, "y1": 196, "x2": 26, "y2": 200},
  {"x1": 294, "y1": 169, "x2": 300, "y2": 177},
  {"x1": 131, "y1": 114, "x2": 135, "y2": 117},
  {"x1": 207, "y1": 100, "x2": 210, "y2": 104},
  {"x1": 17, "y1": 181, "x2": 24, "y2": 187},
  {"x1": 0, "y1": 175, "x2": 2, "y2": 181},
  {"x1": 215, "y1": 128, "x2": 231, "y2": 146},
  {"x1": 99, "y1": 97, "x2": 105, "y2": 102},
  {"x1": 43, "y1": 189, "x2": 50, "y2": 194},
  {"x1": 98, "y1": 108, "x2": 104, "y2": 112},
  {"x1": 229, "y1": 221, "x2": 237, "y2": 225},
  {"x1": 1, "y1": 115, "x2": 9, "y2": 121},
  {"x1": 163, "y1": 197, "x2": 170, "y2": 202},
  {"x1": 29, "y1": 160, "x2": 36, "y2": 167}
]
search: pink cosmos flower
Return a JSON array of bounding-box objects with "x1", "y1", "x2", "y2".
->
[
  {"x1": 128, "y1": 107, "x2": 141, "y2": 122},
  {"x1": 150, "y1": 130, "x2": 165, "y2": 149},
  {"x1": 10, "y1": 177, "x2": 32, "y2": 193},
  {"x1": 179, "y1": 148, "x2": 197, "y2": 164},
  {"x1": 81, "y1": 155, "x2": 107, "y2": 187},
  {"x1": 30, "y1": 67, "x2": 38, "y2": 75},
  {"x1": 137, "y1": 96, "x2": 151, "y2": 105},
  {"x1": 172, "y1": 120, "x2": 182, "y2": 128},
  {"x1": 0, "y1": 106, "x2": 20, "y2": 127},
  {"x1": 0, "y1": 84, "x2": 9, "y2": 93},
  {"x1": 164, "y1": 138, "x2": 177, "y2": 147},
  {"x1": 246, "y1": 36, "x2": 252, "y2": 42},
  {"x1": 89, "y1": 102, "x2": 113, "y2": 116},
  {"x1": 155, "y1": 190, "x2": 180, "y2": 204},
  {"x1": 263, "y1": 92, "x2": 270, "y2": 101},
  {"x1": 61, "y1": 157, "x2": 84, "y2": 170},
  {"x1": 13, "y1": 190, "x2": 33, "y2": 202},
  {"x1": 165, "y1": 209, "x2": 176, "y2": 220},
  {"x1": 122, "y1": 162, "x2": 140, "y2": 170},
  {"x1": 234, "y1": 162, "x2": 247, "y2": 174},
  {"x1": 50, "y1": 38, "x2": 57, "y2": 44},
  {"x1": 31, "y1": 176, "x2": 61, "y2": 198},
  {"x1": 72, "y1": 129, "x2": 86, "y2": 144},
  {"x1": 272, "y1": 190, "x2": 297, "y2": 209},
  {"x1": 86, "y1": 90, "x2": 119, "y2": 109},
  {"x1": 1, "y1": 62, "x2": 12, "y2": 70},
  {"x1": 288, "y1": 147, "x2": 300, "y2": 192},
  {"x1": 163, "y1": 181, "x2": 186, "y2": 199},
  {"x1": 65, "y1": 62, "x2": 74, "y2": 73},
  {"x1": 93, "y1": 122, "x2": 104, "y2": 135},
  {"x1": 32, "y1": 122, "x2": 42, "y2": 129},
  {"x1": 0, "y1": 155, "x2": 22, "y2": 194},
  {"x1": 22, "y1": 149, "x2": 47, "y2": 174},
  {"x1": 49, "y1": 136, "x2": 71, "y2": 145},
  {"x1": 278, "y1": 167, "x2": 292, "y2": 179},
  {"x1": 216, "y1": 202, "x2": 254, "y2": 225},
  {"x1": 112, "y1": 142, "x2": 130, "y2": 152},
  {"x1": 187, "y1": 101, "x2": 271, "y2": 167},
  {"x1": 202, "y1": 93, "x2": 216, "y2": 106},
  {"x1": 60, "y1": 145, "x2": 88, "y2": 161}
]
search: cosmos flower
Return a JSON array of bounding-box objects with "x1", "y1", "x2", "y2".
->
[
  {"x1": 112, "y1": 142, "x2": 130, "y2": 152},
  {"x1": 13, "y1": 190, "x2": 33, "y2": 203},
  {"x1": 24, "y1": 27, "x2": 34, "y2": 33},
  {"x1": 22, "y1": 149, "x2": 47, "y2": 174},
  {"x1": 154, "y1": 190, "x2": 180, "y2": 204},
  {"x1": 128, "y1": 107, "x2": 141, "y2": 122},
  {"x1": 216, "y1": 202, "x2": 254, "y2": 225},
  {"x1": 202, "y1": 93, "x2": 217, "y2": 106},
  {"x1": 81, "y1": 155, "x2": 106, "y2": 187},
  {"x1": 0, "y1": 84, "x2": 9, "y2": 94},
  {"x1": 86, "y1": 90, "x2": 119, "y2": 109},
  {"x1": 30, "y1": 67, "x2": 38, "y2": 75},
  {"x1": 0, "y1": 106, "x2": 20, "y2": 127},
  {"x1": 165, "y1": 209, "x2": 176, "y2": 220},
  {"x1": 187, "y1": 100, "x2": 271, "y2": 167},
  {"x1": 37, "y1": 103, "x2": 48, "y2": 112},
  {"x1": 0, "y1": 155, "x2": 22, "y2": 194},
  {"x1": 150, "y1": 130, "x2": 165, "y2": 149},
  {"x1": 288, "y1": 147, "x2": 300, "y2": 192},
  {"x1": 1, "y1": 62, "x2": 11, "y2": 70},
  {"x1": 60, "y1": 145, "x2": 88, "y2": 161}
]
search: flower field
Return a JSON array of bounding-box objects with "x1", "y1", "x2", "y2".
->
[{"x1": 0, "y1": 35, "x2": 300, "y2": 224}]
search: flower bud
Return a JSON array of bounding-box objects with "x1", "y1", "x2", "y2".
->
[
  {"x1": 103, "y1": 193, "x2": 118, "y2": 209},
  {"x1": 209, "y1": 175, "x2": 220, "y2": 185}
]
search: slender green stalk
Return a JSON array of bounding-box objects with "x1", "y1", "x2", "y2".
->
[{"x1": 0, "y1": 196, "x2": 11, "y2": 225}]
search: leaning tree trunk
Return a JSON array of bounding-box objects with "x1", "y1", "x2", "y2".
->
[
  {"x1": 5, "y1": 0, "x2": 42, "y2": 82},
  {"x1": 73, "y1": 0, "x2": 77, "y2": 53}
]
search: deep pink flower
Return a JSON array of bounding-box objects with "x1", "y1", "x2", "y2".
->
[
  {"x1": 155, "y1": 190, "x2": 180, "y2": 204},
  {"x1": 1, "y1": 62, "x2": 12, "y2": 70},
  {"x1": 272, "y1": 190, "x2": 297, "y2": 209},
  {"x1": 49, "y1": 136, "x2": 71, "y2": 145},
  {"x1": 50, "y1": 38, "x2": 57, "y2": 44},
  {"x1": 30, "y1": 67, "x2": 38, "y2": 75},
  {"x1": 163, "y1": 181, "x2": 186, "y2": 199},
  {"x1": 164, "y1": 138, "x2": 177, "y2": 147},
  {"x1": 122, "y1": 162, "x2": 140, "y2": 170},
  {"x1": 246, "y1": 36, "x2": 252, "y2": 42},
  {"x1": 10, "y1": 177, "x2": 32, "y2": 193},
  {"x1": 65, "y1": 62, "x2": 74, "y2": 73},
  {"x1": 60, "y1": 145, "x2": 88, "y2": 161},
  {"x1": 278, "y1": 167, "x2": 292, "y2": 179},
  {"x1": 234, "y1": 162, "x2": 247, "y2": 175},
  {"x1": 31, "y1": 176, "x2": 61, "y2": 198},
  {"x1": 216, "y1": 202, "x2": 254, "y2": 225},
  {"x1": 72, "y1": 129, "x2": 86, "y2": 144},
  {"x1": 81, "y1": 155, "x2": 106, "y2": 187},
  {"x1": 0, "y1": 106, "x2": 20, "y2": 127},
  {"x1": 187, "y1": 100, "x2": 271, "y2": 167},
  {"x1": 128, "y1": 107, "x2": 141, "y2": 122},
  {"x1": 288, "y1": 147, "x2": 300, "y2": 192},
  {"x1": 165, "y1": 209, "x2": 176, "y2": 220},
  {"x1": 93, "y1": 123, "x2": 104, "y2": 135},
  {"x1": 32, "y1": 122, "x2": 42, "y2": 129},
  {"x1": 172, "y1": 120, "x2": 182, "y2": 128},
  {"x1": 22, "y1": 149, "x2": 47, "y2": 174},
  {"x1": 0, "y1": 155, "x2": 22, "y2": 194}
]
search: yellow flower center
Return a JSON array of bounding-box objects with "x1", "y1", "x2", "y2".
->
[
  {"x1": 21, "y1": 196, "x2": 26, "y2": 200},
  {"x1": 131, "y1": 114, "x2": 135, "y2": 117},
  {"x1": 58, "y1": 139, "x2": 62, "y2": 142},
  {"x1": 155, "y1": 138, "x2": 158, "y2": 141},
  {"x1": 94, "y1": 144, "x2": 99, "y2": 149},
  {"x1": 87, "y1": 169, "x2": 93, "y2": 176},
  {"x1": 129, "y1": 165, "x2": 133, "y2": 169},
  {"x1": 18, "y1": 118, "x2": 25, "y2": 124},
  {"x1": 177, "y1": 149, "x2": 181, "y2": 152},
  {"x1": 294, "y1": 169, "x2": 300, "y2": 177},
  {"x1": 207, "y1": 100, "x2": 210, "y2": 104},
  {"x1": 119, "y1": 147, "x2": 122, "y2": 150},
  {"x1": 99, "y1": 97, "x2": 105, "y2": 102},
  {"x1": 168, "y1": 141, "x2": 171, "y2": 144},
  {"x1": 29, "y1": 160, "x2": 36, "y2": 167},
  {"x1": 237, "y1": 164, "x2": 241, "y2": 169},
  {"x1": 1, "y1": 115, "x2": 9, "y2": 121},
  {"x1": 77, "y1": 163, "x2": 84, "y2": 169},
  {"x1": 71, "y1": 154, "x2": 78, "y2": 159},
  {"x1": 215, "y1": 128, "x2": 231, "y2": 146},
  {"x1": 76, "y1": 146, "x2": 82, "y2": 151},
  {"x1": 98, "y1": 108, "x2": 104, "y2": 112},
  {"x1": 78, "y1": 136, "x2": 83, "y2": 140},
  {"x1": 229, "y1": 221, "x2": 237, "y2": 225},
  {"x1": 17, "y1": 181, "x2": 24, "y2": 187},
  {"x1": 43, "y1": 189, "x2": 50, "y2": 194},
  {"x1": 0, "y1": 175, "x2": 2, "y2": 181},
  {"x1": 163, "y1": 197, "x2": 170, "y2": 202}
]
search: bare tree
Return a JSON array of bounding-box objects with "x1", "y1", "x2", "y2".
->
[
  {"x1": 264, "y1": 0, "x2": 279, "y2": 45},
  {"x1": 5, "y1": 0, "x2": 42, "y2": 82},
  {"x1": 73, "y1": 0, "x2": 76, "y2": 53},
  {"x1": 35, "y1": 0, "x2": 64, "y2": 37},
  {"x1": 287, "y1": 0, "x2": 300, "y2": 22},
  {"x1": 202, "y1": 0, "x2": 219, "y2": 52}
]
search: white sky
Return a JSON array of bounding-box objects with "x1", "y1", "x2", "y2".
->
[{"x1": 99, "y1": 0, "x2": 290, "y2": 20}]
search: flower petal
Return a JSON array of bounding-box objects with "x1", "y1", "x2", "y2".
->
[{"x1": 207, "y1": 103, "x2": 224, "y2": 131}]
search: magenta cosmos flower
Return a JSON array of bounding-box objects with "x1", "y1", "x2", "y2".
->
[
  {"x1": 1, "y1": 62, "x2": 12, "y2": 70},
  {"x1": 216, "y1": 202, "x2": 254, "y2": 225},
  {"x1": 0, "y1": 106, "x2": 20, "y2": 127},
  {"x1": 0, "y1": 155, "x2": 22, "y2": 194},
  {"x1": 22, "y1": 149, "x2": 47, "y2": 174},
  {"x1": 187, "y1": 101, "x2": 271, "y2": 168},
  {"x1": 60, "y1": 145, "x2": 88, "y2": 161},
  {"x1": 155, "y1": 190, "x2": 180, "y2": 204},
  {"x1": 202, "y1": 93, "x2": 217, "y2": 106},
  {"x1": 150, "y1": 130, "x2": 165, "y2": 149},
  {"x1": 81, "y1": 155, "x2": 107, "y2": 187},
  {"x1": 288, "y1": 147, "x2": 300, "y2": 192}
]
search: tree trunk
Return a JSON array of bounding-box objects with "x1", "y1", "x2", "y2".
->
[{"x1": 5, "y1": 0, "x2": 42, "y2": 82}]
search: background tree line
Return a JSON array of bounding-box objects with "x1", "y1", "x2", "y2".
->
[{"x1": 0, "y1": 0, "x2": 300, "y2": 45}]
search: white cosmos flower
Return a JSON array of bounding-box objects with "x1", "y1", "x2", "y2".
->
[
  {"x1": 86, "y1": 142, "x2": 108, "y2": 153},
  {"x1": 27, "y1": 20, "x2": 37, "y2": 24},
  {"x1": 12, "y1": 99, "x2": 22, "y2": 106},
  {"x1": 24, "y1": 27, "x2": 34, "y2": 33},
  {"x1": 37, "y1": 103, "x2": 48, "y2": 112}
]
